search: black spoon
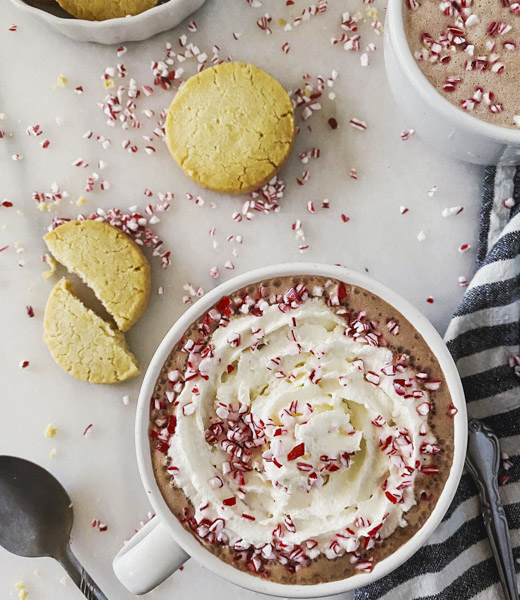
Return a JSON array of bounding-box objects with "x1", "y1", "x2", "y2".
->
[{"x1": 0, "y1": 456, "x2": 108, "y2": 600}]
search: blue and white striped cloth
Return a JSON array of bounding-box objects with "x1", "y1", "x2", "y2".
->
[{"x1": 355, "y1": 166, "x2": 520, "y2": 600}]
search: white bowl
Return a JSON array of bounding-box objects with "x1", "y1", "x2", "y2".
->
[
  {"x1": 384, "y1": 0, "x2": 520, "y2": 165},
  {"x1": 113, "y1": 263, "x2": 467, "y2": 597},
  {"x1": 9, "y1": 0, "x2": 206, "y2": 44}
]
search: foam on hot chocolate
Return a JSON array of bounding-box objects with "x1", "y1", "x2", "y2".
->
[
  {"x1": 149, "y1": 276, "x2": 455, "y2": 584},
  {"x1": 404, "y1": 0, "x2": 520, "y2": 129}
]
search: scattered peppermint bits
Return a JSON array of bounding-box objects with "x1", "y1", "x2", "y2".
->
[
  {"x1": 349, "y1": 118, "x2": 367, "y2": 131},
  {"x1": 401, "y1": 128, "x2": 415, "y2": 141},
  {"x1": 92, "y1": 519, "x2": 108, "y2": 532},
  {"x1": 426, "y1": 296, "x2": 434, "y2": 304},
  {"x1": 72, "y1": 158, "x2": 89, "y2": 168},
  {"x1": 19, "y1": 360, "x2": 30, "y2": 369},
  {"x1": 33, "y1": 183, "x2": 67, "y2": 211},
  {"x1": 183, "y1": 283, "x2": 205, "y2": 305},
  {"x1": 441, "y1": 206, "x2": 464, "y2": 217},
  {"x1": 509, "y1": 354, "x2": 520, "y2": 378},
  {"x1": 256, "y1": 13, "x2": 273, "y2": 34},
  {"x1": 292, "y1": 219, "x2": 309, "y2": 252},
  {"x1": 458, "y1": 243, "x2": 471, "y2": 254}
]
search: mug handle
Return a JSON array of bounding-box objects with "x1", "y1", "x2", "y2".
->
[{"x1": 113, "y1": 517, "x2": 189, "y2": 595}]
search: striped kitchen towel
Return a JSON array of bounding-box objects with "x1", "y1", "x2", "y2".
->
[{"x1": 355, "y1": 166, "x2": 520, "y2": 600}]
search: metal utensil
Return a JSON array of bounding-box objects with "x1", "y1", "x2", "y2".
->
[
  {"x1": 466, "y1": 420, "x2": 519, "y2": 600},
  {"x1": 0, "y1": 456, "x2": 108, "y2": 600}
]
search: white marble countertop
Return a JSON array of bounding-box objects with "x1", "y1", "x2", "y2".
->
[{"x1": 0, "y1": 1, "x2": 482, "y2": 599}]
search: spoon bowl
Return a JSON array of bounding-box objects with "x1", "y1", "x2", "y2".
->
[
  {"x1": 0, "y1": 456, "x2": 73, "y2": 558},
  {"x1": 0, "y1": 456, "x2": 108, "y2": 600}
]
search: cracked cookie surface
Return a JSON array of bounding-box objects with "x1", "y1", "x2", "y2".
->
[
  {"x1": 165, "y1": 62, "x2": 295, "y2": 194},
  {"x1": 45, "y1": 220, "x2": 151, "y2": 332},
  {"x1": 56, "y1": 0, "x2": 158, "y2": 21},
  {"x1": 44, "y1": 278, "x2": 140, "y2": 384}
]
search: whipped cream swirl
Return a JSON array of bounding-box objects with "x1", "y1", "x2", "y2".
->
[{"x1": 161, "y1": 296, "x2": 439, "y2": 567}]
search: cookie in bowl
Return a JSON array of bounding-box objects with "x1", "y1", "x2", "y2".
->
[{"x1": 55, "y1": 0, "x2": 158, "y2": 20}]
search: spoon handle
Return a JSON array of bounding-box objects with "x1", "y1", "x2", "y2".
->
[
  {"x1": 465, "y1": 419, "x2": 519, "y2": 600},
  {"x1": 58, "y1": 545, "x2": 109, "y2": 600}
]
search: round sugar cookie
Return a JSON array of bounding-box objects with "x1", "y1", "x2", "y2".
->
[
  {"x1": 44, "y1": 220, "x2": 151, "y2": 332},
  {"x1": 56, "y1": 0, "x2": 158, "y2": 21},
  {"x1": 44, "y1": 278, "x2": 140, "y2": 384},
  {"x1": 165, "y1": 62, "x2": 295, "y2": 194}
]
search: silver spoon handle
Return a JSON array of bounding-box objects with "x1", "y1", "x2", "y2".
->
[
  {"x1": 466, "y1": 419, "x2": 518, "y2": 600},
  {"x1": 58, "y1": 545, "x2": 109, "y2": 600}
]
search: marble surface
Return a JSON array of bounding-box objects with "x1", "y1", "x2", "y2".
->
[{"x1": 0, "y1": 1, "x2": 483, "y2": 599}]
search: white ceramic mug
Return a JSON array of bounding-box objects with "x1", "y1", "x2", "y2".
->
[
  {"x1": 384, "y1": 0, "x2": 520, "y2": 165},
  {"x1": 113, "y1": 263, "x2": 467, "y2": 597}
]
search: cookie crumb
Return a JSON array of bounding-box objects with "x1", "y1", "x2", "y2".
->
[
  {"x1": 14, "y1": 582, "x2": 28, "y2": 600},
  {"x1": 42, "y1": 254, "x2": 57, "y2": 280},
  {"x1": 44, "y1": 424, "x2": 57, "y2": 438}
]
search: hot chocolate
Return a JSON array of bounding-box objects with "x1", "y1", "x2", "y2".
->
[
  {"x1": 404, "y1": 0, "x2": 520, "y2": 129},
  {"x1": 149, "y1": 275, "x2": 455, "y2": 584}
]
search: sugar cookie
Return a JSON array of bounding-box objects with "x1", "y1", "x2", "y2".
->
[{"x1": 165, "y1": 62, "x2": 295, "y2": 194}]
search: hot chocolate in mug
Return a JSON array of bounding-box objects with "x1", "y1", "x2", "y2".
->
[{"x1": 113, "y1": 263, "x2": 467, "y2": 597}]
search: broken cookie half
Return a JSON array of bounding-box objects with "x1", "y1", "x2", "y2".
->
[
  {"x1": 44, "y1": 220, "x2": 151, "y2": 332},
  {"x1": 44, "y1": 278, "x2": 140, "y2": 384}
]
